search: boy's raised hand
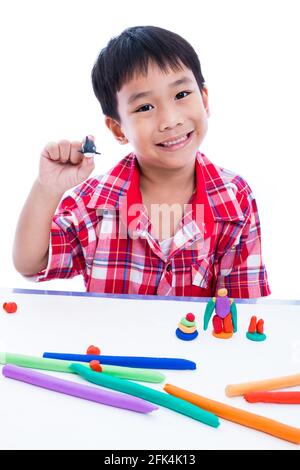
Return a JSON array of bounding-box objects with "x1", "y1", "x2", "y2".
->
[{"x1": 39, "y1": 138, "x2": 95, "y2": 194}]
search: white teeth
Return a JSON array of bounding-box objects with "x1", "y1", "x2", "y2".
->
[{"x1": 161, "y1": 134, "x2": 188, "y2": 147}]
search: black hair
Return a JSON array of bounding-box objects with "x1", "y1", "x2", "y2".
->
[{"x1": 91, "y1": 26, "x2": 205, "y2": 122}]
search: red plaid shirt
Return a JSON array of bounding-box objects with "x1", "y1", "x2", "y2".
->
[{"x1": 33, "y1": 152, "x2": 270, "y2": 298}]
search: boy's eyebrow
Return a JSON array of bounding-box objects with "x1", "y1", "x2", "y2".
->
[{"x1": 127, "y1": 76, "x2": 194, "y2": 104}]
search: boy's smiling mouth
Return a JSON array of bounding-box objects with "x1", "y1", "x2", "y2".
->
[{"x1": 156, "y1": 130, "x2": 194, "y2": 150}]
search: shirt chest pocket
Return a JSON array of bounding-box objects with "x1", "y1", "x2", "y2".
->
[{"x1": 191, "y1": 256, "x2": 215, "y2": 290}]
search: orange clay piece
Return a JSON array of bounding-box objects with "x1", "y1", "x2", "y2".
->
[
  {"x1": 177, "y1": 324, "x2": 197, "y2": 334},
  {"x1": 244, "y1": 391, "x2": 300, "y2": 404},
  {"x1": 3, "y1": 302, "x2": 17, "y2": 314},
  {"x1": 226, "y1": 373, "x2": 300, "y2": 397},
  {"x1": 256, "y1": 319, "x2": 264, "y2": 334},
  {"x1": 248, "y1": 316, "x2": 257, "y2": 334},
  {"x1": 212, "y1": 331, "x2": 233, "y2": 339},
  {"x1": 164, "y1": 383, "x2": 300, "y2": 444},
  {"x1": 89, "y1": 360, "x2": 102, "y2": 372}
]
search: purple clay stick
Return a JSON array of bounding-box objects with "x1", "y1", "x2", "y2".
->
[{"x1": 2, "y1": 365, "x2": 158, "y2": 414}]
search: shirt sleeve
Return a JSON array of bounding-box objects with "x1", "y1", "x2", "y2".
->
[
  {"x1": 27, "y1": 197, "x2": 86, "y2": 283},
  {"x1": 216, "y1": 193, "x2": 271, "y2": 298}
]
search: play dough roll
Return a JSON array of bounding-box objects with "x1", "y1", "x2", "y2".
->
[
  {"x1": 0, "y1": 352, "x2": 165, "y2": 383},
  {"x1": 244, "y1": 391, "x2": 300, "y2": 404},
  {"x1": 71, "y1": 363, "x2": 219, "y2": 428},
  {"x1": 2, "y1": 365, "x2": 157, "y2": 414},
  {"x1": 164, "y1": 383, "x2": 300, "y2": 444},
  {"x1": 43, "y1": 352, "x2": 196, "y2": 369},
  {"x1": 225, "y1": 373, "x2": 300, "y2": 397}
]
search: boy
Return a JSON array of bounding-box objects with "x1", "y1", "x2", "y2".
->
[{"x1": 13, "y1": 26, "x2": 270, "y2": 298}]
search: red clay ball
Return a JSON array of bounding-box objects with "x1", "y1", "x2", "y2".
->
[
  {"x1": 186, "y1": 313, "x2": 195, "y2": 322},
  {"x1": 3, "y1": 302, "x2": 18, "y2": 314},
  {"x1": 89, "y1": 360, "x2": 102, "y2": 372},
  {"x1": 86, "y1": 345, "x2": 101, "y2": 355}
]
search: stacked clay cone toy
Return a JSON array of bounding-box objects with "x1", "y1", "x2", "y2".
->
[
  {"x1": 246, "y1": 316, "x2": 266, "y2": 341},
  {"x1": 176, "y1": 313, "x2": 198, "y2": 341}
]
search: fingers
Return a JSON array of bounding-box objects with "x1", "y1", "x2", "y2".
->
[
  {"x1": 70, "y1": 141, "x2": 83, "y2": 164},
  {"x1": 42, "y1": 140, "x2": 83, "y2": 165},
  {"x1": 43, "y1": 142, "x2": 60, "y2": 161},
  {"x1": 58, "y1": 140, "x2": 71, "y2": 163}
]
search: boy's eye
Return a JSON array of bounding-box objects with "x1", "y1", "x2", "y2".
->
[
  {"x1": 175, "y1": 91, "x2": 191, "y2": 100},
  {"x1": 134, "y1": 91, "x2": 191, "y2": 112},
  {"x1": 135, "y1": 104, "x2": 154, "y2": 113}
]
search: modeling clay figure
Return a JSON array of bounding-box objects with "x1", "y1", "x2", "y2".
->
[
  {"x1": 203, "y1": 288, "x2": 237, "y2": 339},
  {"x1": 78, "y1": 136, "x2": 101, "y2": 156}
]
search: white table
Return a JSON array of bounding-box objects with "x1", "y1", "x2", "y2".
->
[{"x1": 0, "y1": 288, "x2": 299, "y2": 450}]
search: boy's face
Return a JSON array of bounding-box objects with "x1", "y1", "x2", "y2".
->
[{"x1": 106, "y1": 61, "x2": 209, "y2": 172}]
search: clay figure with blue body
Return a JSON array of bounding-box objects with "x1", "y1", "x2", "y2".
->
[{"x1": 78, "y1": 136, "x2": 101, "y2": 157}]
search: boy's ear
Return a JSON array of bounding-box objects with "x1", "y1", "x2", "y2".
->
[
  {"x1": 201, "y1": 86, "x2": 210, "y2": 117},
  {"x1": 105, "y1": 117, "x2": 128, "y2": 144}
]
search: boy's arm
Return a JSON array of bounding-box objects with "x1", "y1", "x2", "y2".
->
[
  {"x1": 216, "y1": 195, "x2": 270, "y2": 298},
  {"x1": 13, "y1": 139, "x2": 95, "y2": 277},
  {"x1": 13, "y1": 180, "x2": 64, "y2": 275}
]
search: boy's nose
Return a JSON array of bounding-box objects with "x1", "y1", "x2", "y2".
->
[{"x1": 158, "y1": 110, "x2": 184, "y2": 132}]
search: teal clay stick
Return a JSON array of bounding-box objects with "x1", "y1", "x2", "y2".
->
[
  {"x1": 71, "y1": 363, "x2": 220, "y2": 428},
  {"x1": 0, "y1": 353, "x2": 165, "y2": 383}
]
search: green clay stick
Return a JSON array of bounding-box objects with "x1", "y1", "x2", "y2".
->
[
  {"x1": 0, "y1": 353, "x2": 165, "y2": 383},
  {"x1": 101, "y1": 365, "x2": 164, "y2": 383},
  {"x1": 0, "y1": 352, "x2": 72, "y2": 373},
  {"x1": 71, "y1": 363, "x2": 220, "y2": 428}
]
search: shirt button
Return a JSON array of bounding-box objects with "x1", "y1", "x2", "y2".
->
[{"x1": 166, "y1": 263, "x2": 172, "y2": 272}]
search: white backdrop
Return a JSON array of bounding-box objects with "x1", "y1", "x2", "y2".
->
[{"x1": 0, "y1": 0, "x2": 299, "y2": 298}]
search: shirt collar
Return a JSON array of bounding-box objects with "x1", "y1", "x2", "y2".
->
[
  {"x1": 196, "y1": 153, "x2": 245, "y2": 223},
  {"x1": 86, "y1": 151, "x2": 246, "y2": 225}
]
